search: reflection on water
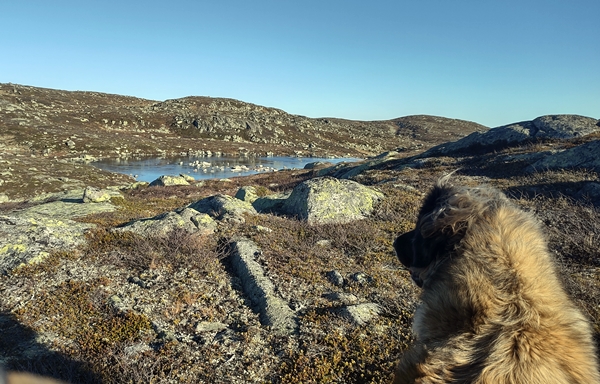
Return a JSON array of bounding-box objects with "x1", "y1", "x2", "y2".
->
[{"x1": 92, "y1": 156, "x2": 361, "y2": 183}]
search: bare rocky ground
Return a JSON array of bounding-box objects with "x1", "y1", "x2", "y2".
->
[{"x1": 0, "y1": 83, "x2": 599, "y2": 383}]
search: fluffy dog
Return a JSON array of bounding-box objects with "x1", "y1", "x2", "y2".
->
[{"x1": 393, "y1": 177, "x2": 600, "y2": 383}]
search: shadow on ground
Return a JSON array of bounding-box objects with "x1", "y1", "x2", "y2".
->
[{"x1": 0, "y1": 311, "x2": 101, "y2": 384}]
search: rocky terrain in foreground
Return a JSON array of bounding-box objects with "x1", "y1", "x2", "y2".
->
[{"x1": 0, "y1": 83, "x2": 599, "y2": 383}]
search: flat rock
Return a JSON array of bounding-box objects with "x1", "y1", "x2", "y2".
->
[
  {"x1": 0, "y1": 215, "x2": 92, "y2": 273},
  {"x1": 252, "y1": 192, "x2": 290, "y2": 213}
]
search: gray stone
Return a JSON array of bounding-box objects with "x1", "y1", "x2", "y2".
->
[
  {"x1": 326, "y1": 270, "x2": 344, "y2": 287},
  {"x1": 350, "y1": 272, "x2": 373, "y2": 285},
  {"x1": 337, "y1": 303, "x2": 381, "y2": 326},
  {"x1": 188, "y1": 194, "x2": 257, "y2": 222},
  {"x1": 82, "y1": 186, "x2": 115, "y2": 203},
  {"x1": 323, "y1": 292, "x2": 358, "y2": 305},
  {"x1": 0, "y1": 215, "x2": 92, "y2": 273},
  {"x1": 229, "y1": 237, "x2": 297, "y2": 335},
  {"x1": 179, "y1": 173, "x2": 195, "y2": 182},
  {"x1": 235, "y1": 186, "x2": 258, "y2": 203},
  {"x1": 117, "y1": 207, "x2": 216, "y2": 236},
  {"x1": 281, "y1": 177, "x2": 384, "y2": 224},
  {"x1": 149, "y1": 175, "x2": 190, "y2": 187},
  {"x1": 303, "y1": 161, "x2": 333, "y2": 169}
]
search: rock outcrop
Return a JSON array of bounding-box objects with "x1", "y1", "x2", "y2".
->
[
  {"x1": 527, "y1": 140, "x2": 600, "y2": 174},
  {"x1": 422, "y1": 115, "x2": 599, "y2": 156},
  {"x1": 117, "y1": 207, "x2": 216, "y2": 237},
  {"x1": 0, "y1": 189, "x2": 118, "y2": 272},
  {"x1": 229, "y1": 237, "x2": 297, "y2": 335}
]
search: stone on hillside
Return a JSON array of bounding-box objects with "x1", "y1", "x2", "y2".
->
[
  {"x1": 423, "y1": 115, "x2": 599, "y2": 156},
  {"x1": 117, "y1": 207, "x2": 216, "y2": 236},
  {"x1": 281, "y1": 177, "x2": 384, "y2": 224},
  {"x1": 526, "y1": 140, "x2": 600, "y2": 174},
  {"x1": 235, "y1": 186, "x2": 258, "y2": 203},
  {"x1": 0, "y1": 215, "x2": 92, "y2": 273},
  {"x1": 149, "y1": 175, "x2": 190, "y2": 187},
  {"x1": 188, "y1": 194, "x2": 257, "y2": 222},
  {"x1": 252, "y1": 192, "x2": 290, "y2": 213},
  {"x1": 83, "y1": 186, "x2": 115, "y2": 203}
]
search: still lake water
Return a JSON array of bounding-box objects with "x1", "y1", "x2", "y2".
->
[{"x1": 92, "y1": 156, "x2": 361, "y2": 183}]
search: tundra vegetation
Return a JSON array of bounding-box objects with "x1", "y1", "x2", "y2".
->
[{"x1": 0, "y1": 84, "x2": 599, "y2": 383}]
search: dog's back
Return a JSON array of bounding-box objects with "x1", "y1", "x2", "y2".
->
[{"x1": 393, "y1": 181, "x2": 600, "y2": 383}]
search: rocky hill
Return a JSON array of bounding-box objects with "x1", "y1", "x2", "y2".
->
[
  {"x1": 0, "y1": 82, "x2": 599, "y2": 383},
  {"x1": 0, "y1": 83, "x2": 488, "y2": 201},
  {"x1": 0, "y1": 83, "x2": 487, "y2": 160}
]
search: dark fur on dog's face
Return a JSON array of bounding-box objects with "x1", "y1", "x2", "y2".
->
[{"x1": 394, "y1": 182, "x2": 462, "y2": 287}]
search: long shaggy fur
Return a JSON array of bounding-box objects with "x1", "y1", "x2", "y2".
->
[{"x1": 393, "y1": 177, "x2": 600, "y2": 384}]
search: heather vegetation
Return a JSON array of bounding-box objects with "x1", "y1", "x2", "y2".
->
[{"x1": 0, "y1": 83, "x2": 599, "y2": 383}]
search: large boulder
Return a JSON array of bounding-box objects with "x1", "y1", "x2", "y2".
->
[
  {"x1": 149, "y1": 175, "x2": 190, "y2": 187},
  {"x1": 423, "y1": 115, "x2": 599, "y2": 156},
  {"x1": 281, "y1": 177, "x2": 384, "y2": 224},
  {"x1": 117, "y1": 207, "x2": 216, "y2": 237},
  {"x1": 188, "y1": 194, "x2": 257, "y2": 222}
]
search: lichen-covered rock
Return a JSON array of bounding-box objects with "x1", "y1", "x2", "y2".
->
[
  {"x1": 0, "y1": 215, "x2": 92, "y2": 273},
  {"x1": 235, "y1": 186, "x2": 258, "y2": 203},
  {"x1": 526, "y1": 140, "x2": 600, "y2": 174},
  {"x1": 149, "y1": 175, "x2": 190, "y2": 187},
  {"x1": 117, "y1": 207, "x2": 216, "y2": 236},
  {"x1": 281, "y1": 177, "x2": 384, "y2": 224},
  {"x1": 423, "y1": 115, "x2": 599, "y2": 156},
  {"x1": 83, "y1": 186, "x2": 116, "y2": 203},
  {"x1": 188, "y1": 194, "x2": 257, "y2": 222},
  {"x1": 229, "y1": 237, "x2": 297, "y2": 335}
]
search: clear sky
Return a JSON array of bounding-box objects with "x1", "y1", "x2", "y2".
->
[{"x1": 1, "y1": 0, "x2": 598, "y2": 127}]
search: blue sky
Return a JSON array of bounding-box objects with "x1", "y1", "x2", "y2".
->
[{"x1": 1, "y1": 0, "x2": 598, "y2": 127}]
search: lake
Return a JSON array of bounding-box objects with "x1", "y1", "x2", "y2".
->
[{"x1": 92, "y1": 156, "x2": 361, "y2": 183}]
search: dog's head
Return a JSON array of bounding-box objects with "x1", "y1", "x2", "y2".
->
[{"x1": 394, "y1": 177, "x2": 501, "y2": 287}]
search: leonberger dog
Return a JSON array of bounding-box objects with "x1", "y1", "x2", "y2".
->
[{"x1": 393, "y1": 177, "x2": 600, "y2": 383}]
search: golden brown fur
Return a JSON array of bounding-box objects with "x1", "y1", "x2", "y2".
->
[{"x1": 393, "y1": 178, "x2": 600, "y2": 383}]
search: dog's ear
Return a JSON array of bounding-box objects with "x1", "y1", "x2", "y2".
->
[{"x1": 394, "y1": 230, "x2": 415, "y2": 267}]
